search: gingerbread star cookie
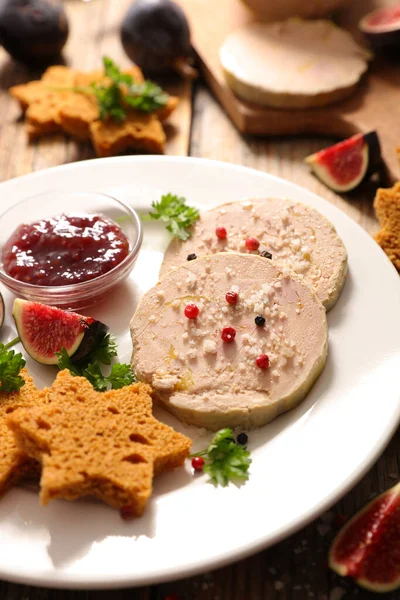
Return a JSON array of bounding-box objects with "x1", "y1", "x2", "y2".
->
[
  {"x1": 0, "y1": 369, "x2": 49, "y2": 496},
  {"x1": 11, "y1": 66, "x2": 77, "y2": 139},
  {"x1": 374, "y1": 182, "x2": 400, "y2": 271},
  {"x1": 9, "y1": 65, "x2": 178, "y2": 155},
  {"x1": 90, "y1": 111, "x2": 166, "y2": 157},
  {"x1": 7, "y1": 370, "x2": 191, "y2": 516}
]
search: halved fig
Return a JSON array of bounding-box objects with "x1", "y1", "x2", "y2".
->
[
  {"x1": 305, "y1": 132, "x2": 381, "y2": 192},
  {"x1": 329, "y1": 482, "x2": 400, "y2": 592},
  {"x1": 0, "y1": 292, "x2": 4, "y2": 330},
  {"x1": 12, "y1": 298, "x2": 108, "y2": 365},
  {"x1": 360, "y1": 4, "x2": 400, "y2": 51}
]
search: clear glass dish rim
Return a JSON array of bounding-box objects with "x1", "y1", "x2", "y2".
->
[{"x1": 0, "y1": 189, "x2": 143, "y2": 295}]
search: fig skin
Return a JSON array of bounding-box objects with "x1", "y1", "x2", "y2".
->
[
  {"x1": 121, "y1": 0, "x2": 194, "y2": 76},
  {"x1": 71, "y1": 320, "x2": 109, "y2": 364},
  {"x1": 0, "y1": 0, "x2": 69, "y2": 64}
]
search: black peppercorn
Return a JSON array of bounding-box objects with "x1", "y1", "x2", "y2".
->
[
  {"x1": 255, "y1": 315, "x2": 266, "y2": 327},
  {"x1": 260, "y1": 250, "x2": 272, "y2": 259},
  {"x1": 236, "y1": 432, "x2": 248, "y2": 445},
  {"x1": 187, "y1": 253, "x2": 197, "y2": 261}
]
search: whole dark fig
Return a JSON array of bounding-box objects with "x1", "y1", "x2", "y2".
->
[
  {"x1": 121, "y1": 0, "x2": 196, "y2": 77},
  {"x1": 0, "y1": 0, "x2": 69, "y2": 64}
]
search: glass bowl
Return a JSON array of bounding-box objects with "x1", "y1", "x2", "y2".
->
[{"x1": 0, "y1": 190, "x2": 143, "y2": 309}]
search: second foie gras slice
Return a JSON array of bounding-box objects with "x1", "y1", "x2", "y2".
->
[
  {"x1": 219, "y1": 20, "x2": 370, "y2": 109},
  {"x1": 130, "y1": 253, "x2": 328, "y2": 430},
  {"x1": 161, "y1": 197, "x2": 348, "y2": 311}
]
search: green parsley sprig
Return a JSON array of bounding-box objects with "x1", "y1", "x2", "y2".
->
[
  {"x1": 48, "y1": 57, "x2": 169, "y2": 123},
  {"x1": 142, "y1": 193, "x2": 200, "y2": 241},
  {"x1": 190, "y1": 428, "x2": 252, "y2": 486},
  {"x1": 124, "y1": 80, "x2": 169, "y2": 113},
  {"x1": 92, "y1": 57, "x2": 169, "y2": 121},
  {"x1": 56, "y1": 333, "x2": 136, "y2": 392},
  {"x1": 0, "y1": 338, "x2": 26, "y2": 393}
]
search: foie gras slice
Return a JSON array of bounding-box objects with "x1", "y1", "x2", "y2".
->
[
  {"x1": 219, "y1": 20, "x2": 371, "y2": 109},
  {"x1": 130, "y1": 253, "x2": 328, "y2": 430},
  {"x1": 160, "y1": 197, "x2": 348, "y2": 311}
]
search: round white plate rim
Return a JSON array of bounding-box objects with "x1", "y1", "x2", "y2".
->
[{"x1": 0, "y1": 155, "x2": 399, "y2": 590}]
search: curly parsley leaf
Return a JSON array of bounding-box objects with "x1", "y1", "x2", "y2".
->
[
  {"x1": 55, "y1": 347, "x2": 81, "y2": 376},
  {"x1": 103, "y1": 57, "x2": 133, "y2": 86},
  {"x1": 91, "y1": 57, "x2": 168, "y2": 122},
  {"x1": 191, "y1": 428, "x2": 252, "y2": 487},
  {"x1": 48, "y1": 57, "x2": 169, "y2": 123},
  {"x1": 91, "y1": 81, "x2": 126, "y2": 123},
  {"x1": 56, "y1": 334, "x2": 135, "y2": 393},
  {"x1": 0, "y1": 343, "x2": 26, "y2": 393},
  {"x1": 143, "y1": 193, "x2": 200, "y2": 241},
  {"x1": 82, "y1": 362, "x2": 108, "y2": 392},
  {"x1": 107, "y1": 363, "x2": 136, "y2": 389},
  {"x1": 88, "y1": 333, "x2": 118, "y2": 366},
  {"x1": 82, "y1": 362, "x2": 135, "y2": 392},
  {"x1": 125, "y1": 80, "x2": 169, "y2": 113}
]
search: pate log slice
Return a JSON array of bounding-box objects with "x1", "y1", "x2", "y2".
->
[
  {"x1": 160, "y1": 197, "x2": 348, "y2": 311},
  {"x1": 219, "y1": 20, "x2": 371, "y2": 109},
  {"x1": 130, "y1": 253, "x2": 328, "y2": 430}
]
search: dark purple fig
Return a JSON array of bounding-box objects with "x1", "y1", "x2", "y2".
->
[
  {"x1": 12, "y1": 298, "x2": 108, "y2": 366},
  {"x1": 360, "y1": 4, "x2": 400, "y2": 51},
  {"x1": 305, "y1": 132, "x2": 381, "y2": 193},
  {"x1": 0, "y1": 0, "x2": 69, "y2": 64},
  {"x1": 0, "y1": 292, "x2": 4, "y2": 330},
  {"x1": 121, "y1": 0, "x2": 196, "y2": 78}
]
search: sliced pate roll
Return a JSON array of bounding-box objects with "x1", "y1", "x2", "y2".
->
[
  {"x1": 219, "y1": 20, "x2": 370, "y2": 109},
  {"x1": 160, "y1": 197, "x2": 347, "y2": 311},
  {"x1": 130, "y1": 253, "x2": 328, "y2": 430}
]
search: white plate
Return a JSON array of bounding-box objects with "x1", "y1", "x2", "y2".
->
[{"x1": 0, "y1": 156, "x2": 399, "y2": 590}]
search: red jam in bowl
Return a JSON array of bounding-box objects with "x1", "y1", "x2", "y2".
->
[{"x1": 2, "y1": 213, "x2": 130, "y2": 286}]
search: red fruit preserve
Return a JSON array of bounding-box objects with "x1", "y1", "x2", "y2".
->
[{"x1": 2, "y1": 213, "x2": 130, "y2": 286}]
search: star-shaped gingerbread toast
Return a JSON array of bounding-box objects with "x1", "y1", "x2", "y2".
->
[
  {"x1": 0, "y1": 369, "x2": 49, "y2": 496},
  {"x1": 10, "y1": 65, "x2": 178, "y2": 155},
  {"x1": 7, "y1": 370, "x2": 191, "y2": 516},
  {"x1": 374, "y1": 182, "x2": 400, "y2": 271}
]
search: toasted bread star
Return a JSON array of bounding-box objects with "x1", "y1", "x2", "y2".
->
[
  {"x1": 9, "y1": 65, "x2": 178, "y2": 154},
  {"x1": 57, "y1": 66, "x2": 146, "y2": 141},
  {"x1": 7, "y1": 370, "x2": 191, "y2": 516},
  {"x1": 11, "y1": 67, "x2": 79, "y2": 140},
  {"x1": 90, "y1": 111, "x2": 166, "y2": 157},
  {"x1": 0, "y1": 369, "x2": 49, "y2": 496},
  {"x1": 374, "y1": 182, "x2": 400, "y2": 271}
]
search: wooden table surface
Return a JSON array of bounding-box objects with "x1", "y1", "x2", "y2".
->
[{"x1": 0, "y1": 1, "x2": 398, "y2": 599}]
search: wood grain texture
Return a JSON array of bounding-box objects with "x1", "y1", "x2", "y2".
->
[
  {"x1": 0, "y1": 1, "x2": 399, "y2": 599},
  {"x1": 177, "y1": 0, "x2": 400, "y2": 182}
]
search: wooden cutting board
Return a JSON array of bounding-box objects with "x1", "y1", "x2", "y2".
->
[{"x1": 176, "y1": 0, "x2": 400, "y2": 181}]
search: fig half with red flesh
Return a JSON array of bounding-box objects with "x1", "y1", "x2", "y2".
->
[
  {"x1": 329, "y1": 482, "x2": 400, "y2": 592},
  {"x1": 305, "y1": 132, "x2": 381, "y2": 193},
  {"x1": 12, "y1": 298, "x2": 108, "y2": 365},
  {"x1": 360, "y1": 4, "x2": 400, "y2": 50}
]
